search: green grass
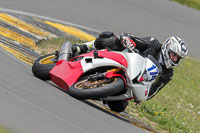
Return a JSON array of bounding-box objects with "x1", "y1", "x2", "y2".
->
[
  {"x1": 172, "y1": 0, "x2": 200, "y2": 10},
  {"x1": 37, "y1": 37, "x2": 85, "y2": 55},
  {"x1": 127, "y1": 57, "x2": 200, "y2": 133}
]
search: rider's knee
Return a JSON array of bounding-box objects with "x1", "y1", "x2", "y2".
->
[{"x1": 94, "y1": 31, "x2": 121, "y2": 51}]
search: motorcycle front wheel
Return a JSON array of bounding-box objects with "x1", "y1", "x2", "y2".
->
[
  {"x1": 68, "y1": 77, "x2": 125, "y2": 100},
  {"x1": 32, "y1": 53, "x2": 57, "y2": 80},
  {"x1": 107, "y1": 100, "x2": 128, "y2": 112}
]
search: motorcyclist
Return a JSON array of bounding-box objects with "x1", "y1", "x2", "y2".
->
[{"x1": 71, "y1": 31, "x2": 188, "y2": 112}]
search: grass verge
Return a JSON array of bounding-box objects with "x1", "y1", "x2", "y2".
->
[
  {"x1": 172, "y1": 0, "x2": 200, "y2": 10},
  {"x1": 37, "y1": 38, "x2": 200, "y2": 133},
  {"x1": 37, "y1": 37, "x2": 85, "y2": 55}
]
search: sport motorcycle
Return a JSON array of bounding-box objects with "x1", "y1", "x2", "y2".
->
[{"x1": 32, "y1": 41, "x2": 162, "y2": 112}]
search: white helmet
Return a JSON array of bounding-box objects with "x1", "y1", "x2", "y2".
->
[{"x1": 161, "y1": 36, "x2": 188, "y2": 69}]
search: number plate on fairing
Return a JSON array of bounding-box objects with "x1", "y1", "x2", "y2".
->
[{"x1": 144, "y1": 59, "x2": 159, "y2": 83}]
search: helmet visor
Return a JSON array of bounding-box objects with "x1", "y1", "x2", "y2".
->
[{"x1": 168, "y1": 49, "x2": 182, "y2": 65}]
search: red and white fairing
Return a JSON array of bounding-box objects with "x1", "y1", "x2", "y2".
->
[{"x1": 50, "y1": 45, "x2": 160, "y2": 102}]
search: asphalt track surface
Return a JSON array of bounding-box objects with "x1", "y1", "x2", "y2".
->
[
  {"x1": 0, "y1": 0, "x2": 199, "y2": 132},
  {"x1": 0, "y1": 0, "x2": 199, "y2": 57}
]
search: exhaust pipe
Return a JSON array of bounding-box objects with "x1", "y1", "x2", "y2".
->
[{"x1": 58, "y1": 41, "x2": 72, "y2": 61}]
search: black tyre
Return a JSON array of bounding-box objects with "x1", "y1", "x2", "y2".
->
[
  {"x1": 107, "y1": 100, "x2": 128, "y2": 112},
  {"x1": 32, "y1": 53, "x2": 57, "y2": 80},
  {"x1": 68, "y1": 77, "x2": 125, "y2": 100}
]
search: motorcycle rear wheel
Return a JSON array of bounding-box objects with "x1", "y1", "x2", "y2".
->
[
  {"x1": 68, "y1": 77, "x2": 125, "y2": 100},
  {"x1": 32, "y1": 53, "x2": 57, "y2": 80}
]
